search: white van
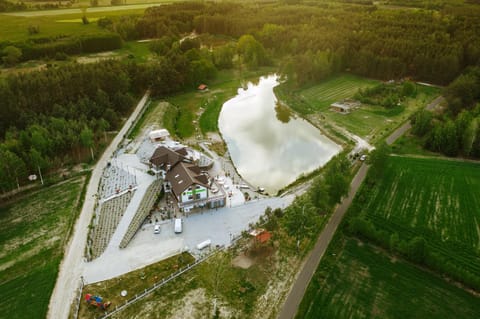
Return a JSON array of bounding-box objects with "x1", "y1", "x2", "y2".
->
[
  {"x1": 174, "y1": 218, "x2": 182, "y2": 233},
  {"x1": 154, "y1": 224, "x2": 160, "y2": 234},
  {"x1": 196, "y1": 239, "x2": 211, "y2": 250}
]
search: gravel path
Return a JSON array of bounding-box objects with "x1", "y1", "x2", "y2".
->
[{"x1": 47, "y1": 91, "x2": 150, "y2": 319}]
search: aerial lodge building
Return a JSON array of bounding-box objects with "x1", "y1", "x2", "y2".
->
[{"x1": 149, "y1": 145, "x2": 225, "y2": 212}]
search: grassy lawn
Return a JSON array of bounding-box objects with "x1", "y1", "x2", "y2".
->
[
  {"x1": 391, "y1": 133, "x2": 439, "y2": 156},
  {"x1": 277, "y1": 74, "x2": 440, "y2": 143},
  {"x1": 79, "y1": 252, "x2": 195, "y2": 319},
  {"x1": 0, "y1": 176, "x2": 87, "y2": 319},
  {"x1": 318, "y1": 82, "x2": 439, "y2": 142},
  {"x1": 297, "y1": 236, "x2": 480, "y2": 319},
  {"x1": 110, "y1": 246, "x2": 298, "y2": 319},
  {"x1": 299, "y1": 74, "x2": 379, "y2": 111},
  {"x1": 166, "y1": 67, "x2": 276, "y2": 139}
]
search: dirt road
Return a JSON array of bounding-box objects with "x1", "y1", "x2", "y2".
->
[
  {"x1": 47, "y1": 91, "x2": 150, "y2": 319},
  {"x1": 277, "y1": 95, "x2": 444, "y2": 319}
]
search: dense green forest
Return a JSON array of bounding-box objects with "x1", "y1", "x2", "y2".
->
[{"x1": 2, "y1": 1, "x2": 480, "y2": 192}]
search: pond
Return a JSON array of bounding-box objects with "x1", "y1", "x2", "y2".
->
[{"x1": 218, "y1": 75, "x2": 341, "y2": 194}]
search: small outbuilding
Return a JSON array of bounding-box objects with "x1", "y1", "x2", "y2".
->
[
  {"x1": 149, "y1": 129, "x2": 170, "y2": 142},
  {"x1": 330, "y1": 99, "x2": 361, "y2": 114},
  {"x1": 249, "y1": 228, "x2": 272, "y2": 244},
  {"x1": 197, "y1": 84, "x2": 208, "y2": 91}
]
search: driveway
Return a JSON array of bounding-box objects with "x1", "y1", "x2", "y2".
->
[{"x1": 47, "y1": 92, "x2": 150, "y2": 319}]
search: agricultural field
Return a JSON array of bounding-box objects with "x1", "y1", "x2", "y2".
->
[
  {"x1": 296, "y1": 237, "x2": 480, "y2": 319},
  {"x1": 362, "y1": 156, "x2": 480, "y2": 252},
  {"x1": 0, "y1": 9, "x2": 146, "y2": 42},
  {"x1": 349, "y1": 155, "x2": 480, "y2": 288},
  {"x1": 0, "y1": 176, "x2": 87, "y2": 319}
]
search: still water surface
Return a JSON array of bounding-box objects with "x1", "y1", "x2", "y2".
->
[{"x1": 218, "y1": 75, "x2": 341, "y2": 193}]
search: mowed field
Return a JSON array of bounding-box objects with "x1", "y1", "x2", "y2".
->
[
  {"x1": 299, "y1": 74, "x2": 379, "y2": 111},
  {"x1": 296, "y1": 237, "x2": 480, "y2": 319},
  {"x1": 288, "y1": 74, "x2": 440, "y2": 141},
  {"x1": 0, "y1": 176, "x2": 86, "y2": 319}
]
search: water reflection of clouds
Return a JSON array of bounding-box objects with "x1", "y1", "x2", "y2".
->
[{"x1": 219, "y1": 75, "x2": 341, "y2": 193}]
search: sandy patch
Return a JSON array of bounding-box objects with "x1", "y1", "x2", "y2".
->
[
  {"x1": 167, "y1": 288, "x2": 209, "y2": 319},
  {"x1": 232, "y1": 253, "x2": 255, "y2": 269},
  {"x1": 77, "y1": 52, "x2": 120, "y2": 64}
]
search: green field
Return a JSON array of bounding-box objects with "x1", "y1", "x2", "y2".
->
[
  {"x1": 297, "y1": 237, "x2": 480, "y2": 319},
  {"x1": 277, "y1": 74, "x2": 440, "y2": 143},
  {"x1": 349, "y1": 155, "x2": 480, "y2": 288},
  {"x1": 391, "y1": 134, "x2": 439, "y2": 156},
  {"x1": 299, "y1": 74, "x2": 379, "y2": 110},
  {"x1": 0, "y1": 176, "x2": 87, "y2": 319},
  {"x1": 0, "y1": 9, "x2": 147, "y2": 42},
  {"x1": 363, "y1": 156, "x2": 480, "y2": 252}
]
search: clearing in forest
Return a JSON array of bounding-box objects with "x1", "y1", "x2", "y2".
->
[{"x1": 278, "y1": 74, "x2": 440, "y2": 142}]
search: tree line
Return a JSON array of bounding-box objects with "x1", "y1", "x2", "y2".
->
[
  {"x1": 0, "y1": 61, "x2": 136, "y2": 192},
  {"x1": 0, "y1": 29, "x2": 265, "y2": 191},
  {"x1": 411, "y1": 67, "x2": 480, "y2": 158}
]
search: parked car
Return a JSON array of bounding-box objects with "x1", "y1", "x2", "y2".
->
[
  {"x1": 360, "y1": 154, "x2": 367, "y2": 161},
  {"x1": 154, "y1": 224, "x2": 160, "y2": 234},
  {"x1": 174, "y1": 218, "x2": 182, "y2": 233}
]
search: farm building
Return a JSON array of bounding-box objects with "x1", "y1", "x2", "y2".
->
[{"x1": 330, "y1": 99, "x2": 361, "y2": 114}]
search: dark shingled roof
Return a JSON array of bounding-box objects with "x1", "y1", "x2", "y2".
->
[
  {"x1": 166, "y1": 162, "x2": 209, "y2": 198},
  {"x1": 150, "y1": 146, "x2": 186, "y2": 168}
]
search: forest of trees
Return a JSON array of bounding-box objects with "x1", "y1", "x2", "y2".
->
[{"x1": 2, "y1": 1, "x2": 480, "y2": 191}]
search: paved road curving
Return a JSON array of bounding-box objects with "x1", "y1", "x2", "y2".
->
[
  {"x1": 277, "y1": 95, "x2": 444, "y2": 319},
  {"x1": 47, "y1": 91, "x2": 150, "y2": 319}
]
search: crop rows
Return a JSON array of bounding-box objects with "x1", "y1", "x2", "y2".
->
[
  {"x1": 297, "y1": 238, "x2": 480, "y2": 319},
  {"x1": 364, "y1": 156, "x2": 480, "y2": 252}
]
